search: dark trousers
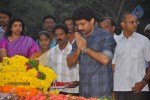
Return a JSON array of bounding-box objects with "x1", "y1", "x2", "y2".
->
[
  {"x1": 148, "y1": 81, "x2": 150, "y2": 99},
  {"x1": 114, "y1": 91, "x2": 148, "y2": 100}
]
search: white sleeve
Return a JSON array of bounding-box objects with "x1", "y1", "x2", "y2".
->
[
  {"x1": 46, "y1": 50, "x2": 53, "y2": 68},
  {"x1": 144, "y1": 40, "x2": 150, "y2": 62}
]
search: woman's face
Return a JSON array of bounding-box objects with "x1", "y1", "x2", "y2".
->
[
  {"x1": 39, "y1": 34, "x2": 51, "y2": 50},
  {"x1": 11, "y1": 21, "x2": 22, "y2": 35}
]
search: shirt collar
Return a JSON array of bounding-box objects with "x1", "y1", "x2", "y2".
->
[
  {"x1": 0, "y1": 27, "x2": 4, "y2": 32},
  {"x1": 56, "y1": 42, "x2": 71, "y2": 52},
  {"x1": 120, "y1": 31, "x2": 137, "y2": 39}
]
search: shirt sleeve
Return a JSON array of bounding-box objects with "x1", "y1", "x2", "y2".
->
[
  {"x1": 0, "y1": 38, "x2": 7, "y2": 49},
  {"x1": 102, "y1": 33, "x2": 116, "y2": 60},
  {"x1": 46, "y1": 50, "x2": 53, "y2": 68},
  {"x1": 144, "y1": 39, "x2": 150, "y2": 62},
  {"x1": 70, "y1": 40, "x2": 77, "y2": 54}
]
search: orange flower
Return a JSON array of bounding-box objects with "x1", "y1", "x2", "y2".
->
[{"x1": 0, "y1": 86, "x2": 41, "y2": 97}]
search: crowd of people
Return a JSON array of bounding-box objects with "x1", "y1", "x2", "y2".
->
[{"x1": 0, "y1": 5, "x2": 150, "y2": 100}]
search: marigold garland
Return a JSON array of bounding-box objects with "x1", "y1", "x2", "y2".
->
[
  {"x1": 0, "y1": 55, "x2": 57, "y2": 92},
  {"x1": 0, "y1": 86, "x2": 59, "y2": 97}
]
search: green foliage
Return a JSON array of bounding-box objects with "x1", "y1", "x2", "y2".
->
[
  {"x1": 27, "y1": 59, "x2": 39, "y2": 71},
  {"x1": 26, "y1": 59, "x2": 46, "y2": 80},
  {"x1": 2, "y1": 0, "x2": 54, "y2": 39},
  {"x1": 36, "y1": 71, "x2": 46, "y2": 80},
  {"x1": 0, "y1": 0, "x2": 149, "y2": 37}
]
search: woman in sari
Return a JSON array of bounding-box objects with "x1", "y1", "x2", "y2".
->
[
  {"x1": 0, "y1": 17, "x2": 39, "y2": 61},
  {"x1": 30, "y1": 31, "x2": 51, "y2": 66}
]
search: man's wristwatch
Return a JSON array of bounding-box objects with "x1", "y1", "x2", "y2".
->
[{"x1": 81, "y1": 47, "x2": 87, "y2": 53}]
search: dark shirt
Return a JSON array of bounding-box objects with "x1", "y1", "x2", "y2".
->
[{"x1": 71, "y1": 27, "x2": 116, "y2": 98}]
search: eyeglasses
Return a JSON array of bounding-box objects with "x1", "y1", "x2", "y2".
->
[{"x1": 125, "y1": 20, "x2": 139, "y2": 25}]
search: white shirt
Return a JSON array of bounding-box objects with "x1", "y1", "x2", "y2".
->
[
  {"x1": 47, "y1": 42, "x2": 79, "y2": 93},
  {"x1": 114, "y1": 33, "x2": 123, "y2": 43},
  {"x1": 112, "y1": 31, "x2": 150, "y2": 91}
]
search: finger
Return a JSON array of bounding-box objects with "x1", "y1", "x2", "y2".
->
[
  {"x1": 134, "y1": 90, "x2": 140, "y2": 94},
  {"x1": 75, "y1": 32, "x2": 80, "y2": 38},
  {"x1": 132, "y1": 87, "x2": 138, "y2": 92}
]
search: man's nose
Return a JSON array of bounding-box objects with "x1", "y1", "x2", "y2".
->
[
  {"x1": 0, "y1": 18, "x2": 4, "y2": 21},
  {"x1": 78, "y1": 25, "x2": 82, "y2": 31}
]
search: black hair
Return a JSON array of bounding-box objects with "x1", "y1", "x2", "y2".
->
[
  {"x1": 37, "y1": 31, "x2": 51, "y2": 40},
  {"x1": 4, "y1": 16, "x2": 25, "y2": 37},
  {"x1": 100, "y1": 17, "x2": 116, "y2": 26},
  {"x1": 0, "y1": 9, "x2": 12, "y2": 18},
  {"x1": 43, "y1": 15, "x2": 56, "y2": 22},
  {"x1": 72, "y1": 5, "x2": 95, "y2": 22},
  {"x1": 95, "y1": 17, "x2": 99, "y2": 22},
  {"x1": 53, "y1": 24, "x2": 68, "y2": 35},
  {"x1": 120, "y1": 11, "x2": 132, "y2": 22},
  {"x1": 62, "y1": 17, "x2": 72, "y2": 24}
]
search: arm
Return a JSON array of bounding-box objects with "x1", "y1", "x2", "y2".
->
[
  {"x1": 112, "y1": 64, "x2": 115, "y2": 73},
  {"x1": 67, "y1": 48, "x2": 81, "y2": 67},
  {"x1": 84, "y1": 47, "x2": 110, "y2": 65},
  {"x1": 71, "y1": 32, "x2": 114, "y2": 66},
  {"x1": 67, "y1": 81, "x2": 79, "y2": 88},
  {"x1": 132, "y1": 61, "x2": 150, "y2": 93},
  {"x1": 0, "y1": 48, "x2": 7, "y2": 62},
  {"x1": 132, "y1": 40, "x2": 150, "y2": 93},
  {"x1": 142, "y1": 61, "x2": 150, "y2": 84}
]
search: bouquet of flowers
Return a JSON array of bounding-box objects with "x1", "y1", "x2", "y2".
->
[{"x1": 0, "y1": 55, "x2": 57, "y2": 92}]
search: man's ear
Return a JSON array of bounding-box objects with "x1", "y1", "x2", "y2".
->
[
  {"x1": 90, "y1": 18, "x2": 95, "y2": 24},
  {"x1": 112, "y1": 26, "x2": 116, "y2": 32},
  {"x1": 121, "y1": 21, "x2": 125, "y2": 28}
]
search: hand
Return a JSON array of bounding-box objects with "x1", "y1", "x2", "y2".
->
[
  {"x1": 132, "y1": 81, "x2": 147, "y2": 93},
  {"x1": 66, "y1": 81, "x2": 79, "y2": 88},
  {"x1": 75, "y1": 32, "x2": 86, "y2": 50}
]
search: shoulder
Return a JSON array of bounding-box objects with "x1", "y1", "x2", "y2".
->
[
  {"x1": 95, "y1": 28, "x2": 116, "y2": 44},
  {"x1": 21, "y1": 36, "x2": 36, "y2": 43},
  {"x1": 95, "y1": 27, "x2": 113, "y2": 39},
  {"x1": 0, "y1": 37, "x2": 8, "y2": 44},
  {"x1": 0, "y1": 38, "x2": 8, "y2": 49},
  {"x1": 22, "y1": 36, "x2": 34, "y2": 40},
  {"x1": 47, "y1": 46, "x2": 57, "y2": 55},
  {"x1": 134, "y1": 32, "x2": 149, "y2": 42},
  {"x1": 67, "y1": 42, "x2": 72, "y2": 49}
]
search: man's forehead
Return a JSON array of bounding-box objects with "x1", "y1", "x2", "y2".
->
[
  {"x1": 101, "y1": 19, "x2": 111, "y2": 24},
  {"x1": 0, "y1": 13, "x2": 9, "y2": 16},
  {"x1": 100, "y1": 21, "x2": 110, "y2": 27},
  {"x1": 45, "y1": 18, "x2": 55, "y2": 22},
  {"x1": 75, "y1": 19, "x2": 87, "y2": 24}
]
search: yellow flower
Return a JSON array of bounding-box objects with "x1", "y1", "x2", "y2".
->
[{"x1": 0, "y1": 55, "x2": 57, "y2": 91}]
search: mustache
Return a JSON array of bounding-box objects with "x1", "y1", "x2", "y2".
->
[
  {"x1": 57, "y1": 39, "x2": 62, "y2": 41},
  {"x1": 77, "y1": 30, "x2": 84, "y2": 33},
  {"x1": 0, "y1": 21, "x2": 5, "y2": 23}
]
